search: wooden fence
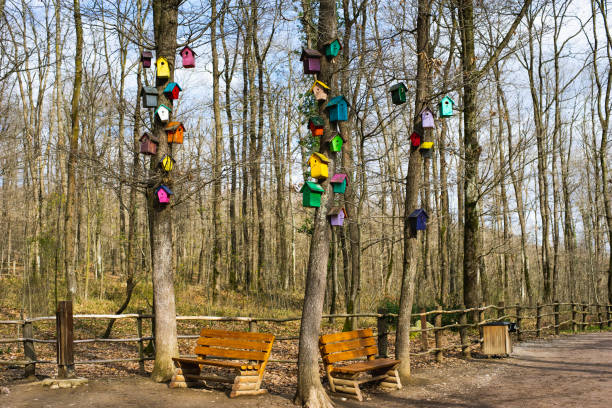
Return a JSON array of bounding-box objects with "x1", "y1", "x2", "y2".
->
[{"x1": 1, "y1": 301, "x2": 610, "y2": 378}]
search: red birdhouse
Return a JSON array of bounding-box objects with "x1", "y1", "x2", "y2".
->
[
  {"x1": 163, "y1": 82, "x2": 182, "y2": 100},
  {"x1": 180, "y1": 45, "x2": 195, "y2": 68},
  {"x1": 410, "y1": 131, "x2": 421, "y2": 148},
  {"x1": 308, "y1": 117, "x2": 324, "y2": 137}
]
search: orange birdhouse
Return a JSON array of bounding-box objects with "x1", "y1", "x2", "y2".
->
[{"x1": 165, "y1": 121, "x2": 185, "y2": 144}]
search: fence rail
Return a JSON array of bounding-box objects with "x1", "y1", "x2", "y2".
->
[{"x1": 1, "y1": 302, "x2": 610, "y2": 377}]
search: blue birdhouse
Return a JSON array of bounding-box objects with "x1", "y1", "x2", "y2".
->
[
  {"x1": 326, "y1": 95, "x2": 349, "y2": 122},
  {"x1": 408, "y1": 208, "x2": 429, "y2": 237}
]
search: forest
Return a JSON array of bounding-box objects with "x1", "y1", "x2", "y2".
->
[{"x1": 0, "y1": 0, "x2": 611, "y2": 402}]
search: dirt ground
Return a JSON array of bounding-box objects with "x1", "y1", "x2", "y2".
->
[{"x1": 2, "y1": 332, "x2": 611, "y2": 408}]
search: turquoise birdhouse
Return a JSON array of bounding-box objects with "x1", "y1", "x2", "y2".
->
[
  {"x1": 330, "y1": 173, "x2": 348, "y2": 194},
  {"x1": 326, "y1": 95, "x2": 349, "y2": 122},
  {"x1": 439, "y1": 96, "x2": 455, "y2": 117},
  {"x1": 324, "y1": 38, "x2": 342, "y2": 58}
]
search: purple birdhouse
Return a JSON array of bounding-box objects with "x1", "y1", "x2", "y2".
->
[
  {"x1": 139, "y1": 132, "x2": 159, "y2": 155},
  {"x1": 141, "y1": 51, "x2": 153, "y2": 68},
  {"x1": 156, "y1": 185, "x2": 173, "y2": 205},
  {"x1": 421, "y1": 107, "x2": 435, "y2": 128},
  {"x1": 328, "y1": 207, "x2": 348, "y2": 226},
  {"x1": 300, "y1": 48, "x2": 322, "y2": 74},
  {"x1": 180, "y1": 45, "x2": 195, "y2": 68}
]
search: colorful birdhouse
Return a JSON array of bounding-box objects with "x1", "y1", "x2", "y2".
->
[
  {"x1": 310, "y1": 80, "x2": 331, "y2": 102},
  {"x1": 156, "y1": 57, "x2": 170, "y2": 79},
  {"x1": 330, "y1": 134, "x2": 344, "y2": 152},
  {"x1": 330, "y1": 173, "x2": 348, "y2": 194},
  {"x1": 308, "y1": 116, "x2": 325, "y2": 137},
  {"x1": 163, "y1": 82, "x2": 182, "y2": 100},
  {"x1": 439, "y1": 96, "x2": 455, "y2": 117},
  {"x1": 307, "y1": 152, "x2": 331, "y2": 180},
  {"x1": 410, "y1": 131, "x2": 421, "y2": 148},
  {"x1": 139, "y1": 132, "x2": 159, "y2": 155},
  {"x1": 141, "y1": 86, "x2": 158, "y2": 109},
  {"x1": 300, "y1": 181, "x2": 325, "y2": 208},
  {"x1": 141, "y1": 51, "x2": 153, "y2": 68},
  {"x1": 300, "y1": 48, "x2": 323, "y2": 74},
  {"x1": 180, "y1": 45, "x2": 195, "y2": 68},
  {"x1": 155, "y1": 104, "x2": 172, "y2": 122},
  {"x1": 160, "y1": 154, "x2": 175, "y2": 172},
  {"x1": 165, "y1": 121, "x2": 185, "y2": 144},
  {"x1": 420, "y1": 141, "x2": 434, "y2": 158},
  {"x1": 408, "y1": 208, "x2": 429, "y2": 237},
  {"x1": 328, "y1": 207, "x2": 348, "y2": 226},
  {"x1": 421, "y1": 107, "x2": 435, "y2": 128},
  {"x1": 326, "y1": 95, "x2": 349, "y2": 122},
  {"x1": 324, "y1": 38, "x2": 342, "y2": 58},
  {"x1": 389, "y1": 83, "x2": 407, "y2": 105},
  {"x1": 156, "y1": 185, "x2": 173, "y2": 205}
]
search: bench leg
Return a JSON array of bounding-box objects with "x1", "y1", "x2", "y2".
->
[
  {"x1": 329, "y1": 375, "x2": 363, "y2": 401},
  {"x1": 379, "y1": 368, "x2": 401, "y2": 390},
  {"x1": 229, "y1": 369, "x2": 266, "y2": 398},
  {"x1": 170, "y1": 362, "x2": 201, "y2": 389}
]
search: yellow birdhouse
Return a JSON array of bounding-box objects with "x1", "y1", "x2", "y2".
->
[
  {"x1": 156, "y1": 57, "x2": 170, "y2": 79},
  {"x1": 307, "y1": 152, "x2": 331, "y2": 180},
  {"x1": 160, "y1": 154, "x2": 175, "y2": 172}
]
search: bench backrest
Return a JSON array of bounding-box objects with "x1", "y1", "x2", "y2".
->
[
  {"x1": 319, "y1": 328, "x2": 378, "y2": 366},
  {"x1": 194, "y1": 329, "x2": 275, "y2": 362}
]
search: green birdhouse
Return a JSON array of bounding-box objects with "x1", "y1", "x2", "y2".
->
[
  {"x1": 330, "y1": 134, "x2": 344, "y2": 152},
  {"x1": 439, "y1": 96, "x2": 455, "y2": 117},
  {"x1": 389, "y1": 83, "x2": 407, "y2": 105},
  {"x1": 300, "y1": 181, "x2": 325, "y2": 208},
  {"x1": 330, "y1": 173, "x2": 348, "y2": 194},
  {"x1": 324, "y1": 38, "x2": 342, "y2": 58}
]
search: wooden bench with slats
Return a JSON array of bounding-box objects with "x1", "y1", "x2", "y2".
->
[
  {"x1": 170, "y1": 328, "x2": 275, "y2": 398},
  {"x1": 319, "y1": 328, "x2": 401, "y2": 401}
]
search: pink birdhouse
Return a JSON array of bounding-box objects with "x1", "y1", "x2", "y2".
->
[
  {"x1": 421, "y1": 107, "x2": 435, "y2": 128},
  {"x1": 156, "y1": 185, "x2": 173, "y2": 204},
  {"x1": 180, "y1": 46, "x2": 195, "y2": 68},
  {"x1": 328, "y1": 207, "x2": 348, "y2": 226}
]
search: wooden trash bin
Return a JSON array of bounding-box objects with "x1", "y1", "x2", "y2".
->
[{"x1": 482, "y1": 322, "x2": 512, "y2": 356}]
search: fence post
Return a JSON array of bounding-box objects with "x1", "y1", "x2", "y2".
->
[
  {"x1": 459, "y1": 305, "x2": 470, "y2": 358},
  {"x1": 497, "y1": 301, "x2": 505, "y2": 321},
  {"x1": 608, "y1": 304, "x2": 611, "y2": 328},
  {"x1": 249, "y1": 319, "x2": 258, "y2": 332},
  {"x1": 434, "y1": 305, "x2": 443, "y2": 362},
  {"x1": 56, "y1": 300, "x2": 75, "y2": 378},
  {"x1": 597, "y1": 304, "x2": 603, "y2": 330},
  {"x1": 478, "y1": 302, "x2": 485, "y2": 341},
  {"x1": 376, "y1": 307, "x2": 388, "y2": 358},
  {"x1": 536, "y1": 302, "x2": 542, "y2": 338},
  {"x1": 554, "y1": 301, "x2": 560, "y2": 335},
  {"x1": 137, "y1": 310, "x2": 145, "y2": 373},
  {"x1": 581, "y1": 302, "x2": 588, "y2": 331},
  {"x1": 516, "y1": 303, "x2": 522, "y2": 342},
  {"x1": 22, "y1": 320, "x2": 36, "y2": 378},
  {"x1": 420, "y1": 308, "x2": 428, "y2": 352},
  {"x1": 571, "y1": 302, "x2": 577, "y2": 333}
]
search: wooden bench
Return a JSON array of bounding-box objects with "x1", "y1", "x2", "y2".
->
[
  {"x1": 319, "y1": 328, "x2": 401, "y2": 401},
  {"x1": 170, "y1": 328, "x2": 275, "y2": 397}
]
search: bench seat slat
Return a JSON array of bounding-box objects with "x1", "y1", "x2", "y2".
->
[
  {"x1": 195, "y1": 345, "x2": 267, "y2": 361},
  {"x1": 320, "y1": 336, "x2": 376, "y2": 354},
  {"x1": 172, "y1": 357, "x2": 260, "y2": 370},
  {"x1": 320, "y1": 329, "x2": 373, "y2": 345},
  {"x1": 200, "y1": 328, "x2": 274, "y2": 342},
  {"x1": 324, "y1": 346, "x2": 378, "y2": 364},
  {"x1": 196, "y1": 337, "x2": 272, "y2": 352},
  {"x1": 330, "y1": 358, "x2": 399, "y2": 374}
]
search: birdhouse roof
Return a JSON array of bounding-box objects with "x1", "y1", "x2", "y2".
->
[
  {"x1": 139, "y1": 132, "x2": 159, "y2": 143},
  {"x1": 157, "y1": 185, "x2": 174, "y2": 195},
  {"x1": 421, "y1": 141, "x2": 434, "y2": 149},
  {"x1": 300, "y1": 48, "x2": 323, "y2": 60},
  {"x1": 142, "y1": 86, "x2": 157, "y2": 95},
  {"x1": 141, "y1": 51, "x2": 153, "y2": 59},
  {"x1": 332, "y1": 134, "x2": 345, "y2": 142},
  {"x1": 308, "y1": 116, "x2": 324, "y2": 127},
  {"x1": 161, "y1": 154, "x2": 175, "y2": 164},
  {"x1": 164, "y1": 121, "x2": 184, "y2": 132},
  {"x1": 327, "y1": 207, "x2": 347, "y2": 217},
  {"x1": 327, "y1": 95, "x2": 350, "y2": 107},
  {"x1": 411, "y1": 131, "x2": 421, "y2": 138},
  {"x1": 440, "y1": 95, "x2": 455, "y2": 105},
  {"x1": 164, "y1": 82, "x2": 182, "y2": 93},
  {"x1": 181, "y1": 45, "x2": 196, "y2": 55},
  {"x1": 157, "y1": 56, "x2": 168, "y2": 63},
  {"x1": 420, "y1": 107, "x2": 433, "y2": 115},
  {"x1": 323, "y1": 38, "x2": 343, "y2": 49},
  {"x1": 389, "y1": 83, "x2": 407, "y2": 92},
  {"x1": 310, "y1": 80, "x2": 331, "y2": 93},
  {"x1": 309, "y1": 152, "x2": 330, "y2": 164},
  {"x1": 408, "y1": 208, "x2": 428, "y2": 219},
  {"x1": 330, "y1": 173, "x2": 348, "y2": 184},
  {"x1": 300, "y1": 181, "x2": 324, "y2": 193},
  {"x1": 155, "y1": 104, "x2": 172, "y2": 113}
]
